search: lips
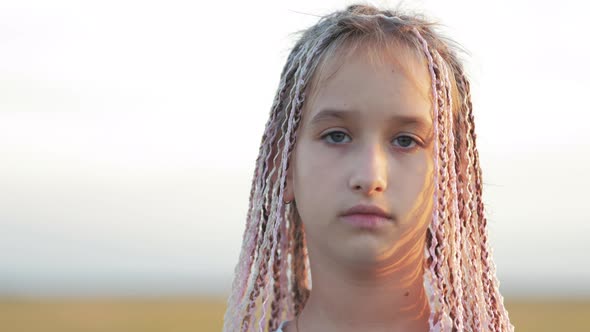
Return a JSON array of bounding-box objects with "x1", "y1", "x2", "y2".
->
[
  {"x1": 341, "y1": 204, "x2": 392, "y2": 219},
  {"x1": 340, "y1": 204, "x2": 393, "y2": 228},
  {"x1": 340, "y1": 213, "x2": 391, "y2": 228}
]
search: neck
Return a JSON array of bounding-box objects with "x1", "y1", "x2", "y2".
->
[{"x1": 296, "y1": 237, "x2": 430, "y2": 332}]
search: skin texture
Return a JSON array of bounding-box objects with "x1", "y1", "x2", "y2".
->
[{"x1": 282, "y1": 44, "x2": 436, "y2": 332}]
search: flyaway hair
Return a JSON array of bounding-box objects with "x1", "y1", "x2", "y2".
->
[{"x1": 223, "y1": 4, "x2": 514, "y2": 332}]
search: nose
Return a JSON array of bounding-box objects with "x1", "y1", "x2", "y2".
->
[{"x1": 348, "y1": 142, "x2": 388, "y2": 195}]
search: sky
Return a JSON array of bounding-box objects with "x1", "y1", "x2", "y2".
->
[{"x1": 1, "y1": 0, "x2": 589, "y2": 298}]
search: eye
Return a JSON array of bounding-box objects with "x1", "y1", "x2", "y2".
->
[
  {"x1": 322, "y1": 131, "x2": 419, "y2": 149},
  {"x1": 393, "y1": 135, "x2": 418, "y2": 149},
  {"x1": 321, "y1": 130, "x2": 351, "y2": 144}
]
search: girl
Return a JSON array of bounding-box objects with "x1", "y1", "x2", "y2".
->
[{"x1": 223, "y1": 4, "x2": 514, "y2": 332}]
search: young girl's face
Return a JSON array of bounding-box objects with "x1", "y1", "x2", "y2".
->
[{"x1": 284, "y1": 44, "x2": 436, "y2": 267}]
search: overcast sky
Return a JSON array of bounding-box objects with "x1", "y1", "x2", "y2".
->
[{"x1": 1, "y1": 0, "x2": 589, "y2": 297}]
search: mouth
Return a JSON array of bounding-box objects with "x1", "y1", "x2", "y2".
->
[
  {"x1": 341, "y1": 204, "x2": 392, "y2": 219},
  {"x1": 340, "y1": 213, "x2": 393, "y2": 229}
]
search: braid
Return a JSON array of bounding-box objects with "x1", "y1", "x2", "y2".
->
[
  {"x1": 451, "y1": 71, "x2": 478, "y2": 330},
  {"x1": 291, "y1": 210, "x2": 310, "y2": 316},
  {"x1": 243, "y1": 224, "x2": 270, "y2": 331},
  {"x1": 223, "y1": 5, "x2": 514, "y2": 331},
  {"x1": 285, "y1": 203, "x2": 297, "y2": 318},
  {"x1": 413, "y1": 28, "x2": 449, "y2": 330},
  {"x1": 439, "y1": 50, "x2": 466, "y2": 331},
  {"x1": 455, "y1": 69, "x2": 487, "y2": 330},
  {"x1": 432, "y1": 49, "x2": 455, "y2": 331},
  {"x1": 267, "y1": 220, "x2": 283, "y2": 332}
]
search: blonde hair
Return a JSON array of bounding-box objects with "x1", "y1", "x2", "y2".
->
[{"x1": 223, "y1": 4, "x2": 514, "y2": 331}]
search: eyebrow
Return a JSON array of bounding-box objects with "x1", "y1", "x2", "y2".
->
[{"x1": 308, "y1": 109, "x2": 432, "y2": 129}]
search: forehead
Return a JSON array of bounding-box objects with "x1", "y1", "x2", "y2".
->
[{"x1": 303, "y1": 41, "x2": 433, "y2": 125}]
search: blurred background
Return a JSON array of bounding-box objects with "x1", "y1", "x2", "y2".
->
[{"x1": 1, "y1": 0, "x2": 589, "y2": 331}]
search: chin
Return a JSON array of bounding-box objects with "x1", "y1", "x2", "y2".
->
[{"x1": 338, "y1": 235, "x2": 396, "y2": 265}]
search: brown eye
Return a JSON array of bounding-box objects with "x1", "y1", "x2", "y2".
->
[{"x1": 321, "y1": 131, "x2": 351, "y2": 144}]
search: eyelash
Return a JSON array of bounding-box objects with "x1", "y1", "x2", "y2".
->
[{"x1": 320, "y1": 130, "x2": 420, "y2": 150}]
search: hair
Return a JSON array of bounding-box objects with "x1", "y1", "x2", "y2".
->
[{"x1": 223, "y1": 4, "x2": 514, "y2": 332}]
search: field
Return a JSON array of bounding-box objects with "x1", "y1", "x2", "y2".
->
[{"x1": 0, "y1": 297, "x2": 588, "y2": 331}]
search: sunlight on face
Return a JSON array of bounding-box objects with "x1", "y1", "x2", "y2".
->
[{"x1": 286, "y1": 43, "x2": 436, "y2": 269}]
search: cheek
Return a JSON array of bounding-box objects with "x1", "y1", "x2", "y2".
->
[
  {"x1": 293, "y1": 143, "x2": 333, "y2": 196},
  {"x1": 291, "y1": 143, "x2": 339, "y2": 227},
  {"x1": 395, "y1": 152, "x2": 435, "y2": 226},
  {"x1": 407, "y1": 152, "x2": 433, "y2": 194}
]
